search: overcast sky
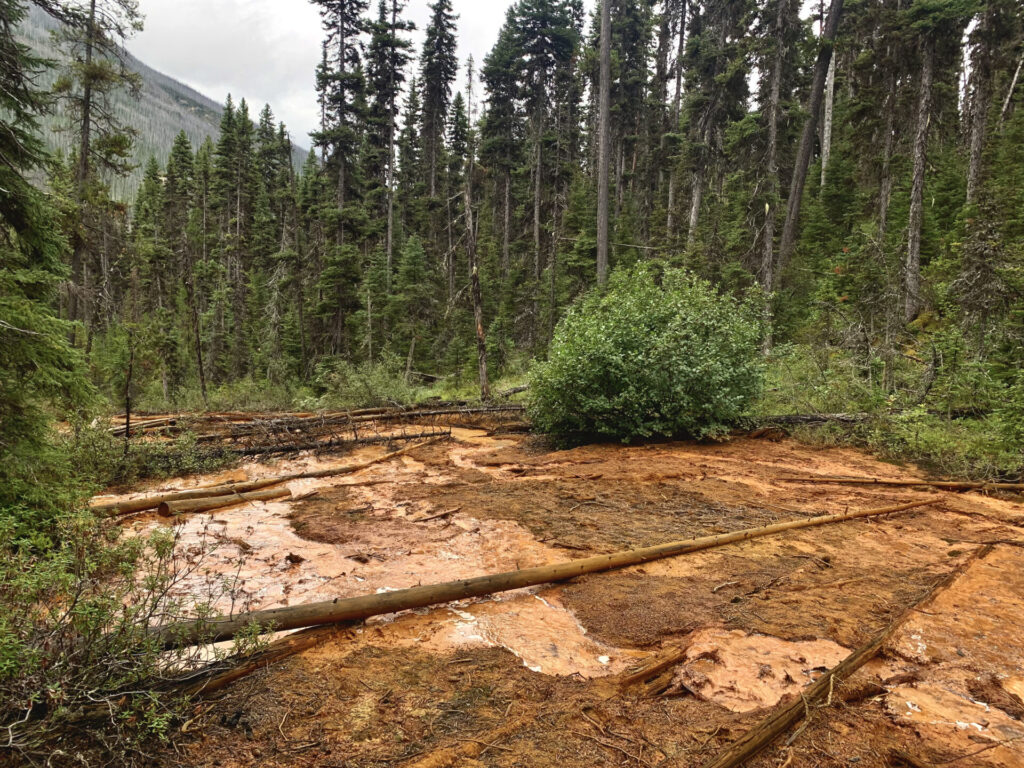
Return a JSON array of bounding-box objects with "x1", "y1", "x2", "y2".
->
[{"x1": 126, "y1": 0, "x2": 539, "y2": 147}]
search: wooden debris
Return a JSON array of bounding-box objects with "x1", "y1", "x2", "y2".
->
[
  {"x1": 413, "y1": 507, "x2": 462, "y2": 523},
  {"x1": 183, "y1": 622, "x2": 358, "y2": 697},
  {"x1": 618, "y1": 645, "x2": 690, "y2": 689},
  {"x1": 159, "y1": 487, "x2": 292, "y2": 516},
  {"x1": 780, "y1": 475, "x2": 1024, "y2": 492},
  {"x1": 92, "y1": 436, "x2": 445, "y2": 517},
  {"x1": 699, "y1": 544, "x2": 996, "y2": 768},
  {"x1": 153, "y1": 498, "x2": 935, "y2": 648}
]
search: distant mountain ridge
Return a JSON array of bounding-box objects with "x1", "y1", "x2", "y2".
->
[{"x1": 18, "y1": 6, "x2": 308, "y2": 201}]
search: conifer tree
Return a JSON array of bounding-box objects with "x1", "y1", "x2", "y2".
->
[{"x1": 419, "y1": 0, "x2": 458, "y2": 199}]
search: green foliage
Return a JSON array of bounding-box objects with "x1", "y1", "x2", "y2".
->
[
  {"x1": 0, "y1": 511, "x2": 256, "y2": 766},
  {"x1": 529, "y1": 265, "x2": 765, "y2": 440},
  {"x1": 311, "y1": 353, "x2": 416, "y2": 408}
]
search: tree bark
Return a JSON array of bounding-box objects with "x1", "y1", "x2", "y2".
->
[
  {"x1": 761, "y1": 0, "x2": 789, "y2": 294},
  {"x1": 819, "y1": 54, "x2": 836, "y2": 190},
  {"x1": 465, "y1": 145, "x2": 491, "y2": 402},
  {"x1": 906, "y1": 36, "x2": 934, "y2": 323},
  {"x1": 596, "y1": 0, "x2": 612, "y2": 285},
  {"x1": 965, "y1": 15, "x2": 992, "y2": 208},
  {"x1": 777, "y1": 0, "x2": 844, "y2": 273},
  {"x1": 666, "y1": 0, "x2": 687, "y2": 240}
]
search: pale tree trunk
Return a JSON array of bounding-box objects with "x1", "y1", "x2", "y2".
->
[
  {"x1": 905, "y1": 36, "x2": 934, "y2": 323},
  {"x1": 999, "y1": 51, "x2": 1023, "y2": 128},
  {"x1": 777, "y1": 0, "x2": 844, "y2": 272},
  {"x1": 820, "y1": 54, "x2": 835, "y2": 190},
  {"x1": 666, "y1": 0, "x2": 687, "y2": 240},
  {"x1": 965, "y1": 15, "x2": 992, "y2": 208},
  {"x1": 465, "y1": 154, "x2": 490, "y2": 401},
  {"x1": 686, "y1": 167, "x2": 704, "y2": 250},
  {"x1": 761, "y1": 0, "x2": 789, "y2": 295},
  {"x1": 596, "y1": 0, "x2": 612, "y2": 285},
  {"x1": 385, "y1": 0, "x2": 398, "y2": 292}
]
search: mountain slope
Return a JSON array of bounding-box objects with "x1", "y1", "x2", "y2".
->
[{"x1": 18, "y1": 6, "x2": 308, "y2": 200}]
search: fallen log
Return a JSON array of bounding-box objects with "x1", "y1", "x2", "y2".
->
[
  {"x1": 91, "y1": 436, "x2": 446, "y2": 517},
  {"x1": 699, "y1": 543, "x2": 996, "y2": 768},
  {"x1": 153, "y1": 498, "x2": 935, "y2": 649},
  {"x1": 226, "y1": 429, "x2": 451, "y2": 457},
  {"x1": 780, "y1": 475, "x2": 1024, "y2": 492},
  {"x1": 158, "y1": 487, "x2": 292, "y2": 517}
]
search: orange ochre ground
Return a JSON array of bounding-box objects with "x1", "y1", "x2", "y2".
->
[{"x1": 97, "y1": 426, "x2": 1024, "y2": 768}]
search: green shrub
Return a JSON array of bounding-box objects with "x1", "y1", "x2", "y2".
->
[
  {"x1": 0, "y1": 514, "x2": 234, "y2": 765},
  {"x1": 529, "y1": 265, "x2": 765, "y2": 440}
]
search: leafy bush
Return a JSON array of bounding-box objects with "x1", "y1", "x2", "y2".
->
[
  {"x1": 0, "y1": 513, "x2": 239, "y2": 766},
  {"x1": 529, "y1": 265, "x2": 765, "y2": 440},
  {"x1": 311, "y1": 353, "x2": 416, "y2": 408}
]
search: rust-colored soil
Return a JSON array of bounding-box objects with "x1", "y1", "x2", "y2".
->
[{"x1": 129, "y1": 427, "x2": 1024, "y2": 768}]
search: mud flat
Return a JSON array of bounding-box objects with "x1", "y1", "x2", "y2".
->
[{"x1": 99, "y1": 426, "x2": 1024, "y2": 767}]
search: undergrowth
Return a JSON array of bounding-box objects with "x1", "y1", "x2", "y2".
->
[{"x1": 758, "y1": 344, "x2": 1024, "y2": 481}]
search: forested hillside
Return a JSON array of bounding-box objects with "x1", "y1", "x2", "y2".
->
[
  {"x1": 59, "y1": 0, "x2": 1021, "y2": 431},
  {"x1": 16, "y1": 4, "x2": 306, "y2": 198},
  {"x1": 9, "y1": 0, "x2": 1024, "y2": 473}
]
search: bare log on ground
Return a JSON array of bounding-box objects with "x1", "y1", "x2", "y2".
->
[
  {"x1": 780, "y1": 475, "x2": 1024, "y2": 492},
  {"x1": 699, "y1": 543, "x2": 996, "y2": 768},
  {"x1": 153, "y1": 499, "x2": 935, "y2": 649},
  {"x1": 226, "y1": 429, "x2": 451, "y2": 457},
  {"x1": 91, "y1": 436, "x2": 446, "y2": 517},
  {"x1": 158, "y1": 487, "x2": 292, "y2": 517}
]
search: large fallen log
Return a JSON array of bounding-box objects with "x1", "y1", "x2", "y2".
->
[
  {"x1": 159, "y1": 487, "x2": 292, "y2": 517},
  {"x1": 153, "y1": 498, "x2": 935, "y2": 649},
  {"x1": 226, "y1": 429, "x2": 451, "y2": 457},
  {"x1": 780, "y1": 475, "x2": 1024, "y2": 492},
  {"x1": 699, "y1": 543, "x2": 996, "y2": 768},
  {"x1": 91, "y1": 436, "x2": 446, "y2": 517}
]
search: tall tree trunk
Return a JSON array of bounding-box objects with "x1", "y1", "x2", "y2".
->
[
  {"x1": 905, "y1": 36, "x2": 934, "y2": 323},
  {"x1": 761, "y1": 0, "x2": 789, "y2": 295},
  {"x1": 465, "y1": 154, "x2": 490, "y2": 401},
  {"x1": 69, "y1": 0, "x2": 97, "y2": 326},
  {"x1": 385, "y1": 0, "x2": 398, "y2": 292},
  {"x1": 665, "y1": 0, "x2": 686, "y2": 240},
  {"x1": 819, "y1": 54, "x2": 835, "y2": 190},
  {"x1": 502, "y1": 172, "x2": 511, "y2": 276},
  {"x1": 686, "y1": 167, "x2": 704, "y2": 250},
  {"x1": 75, "y1": 0, "x2": 96, "y2": 195},
  {"x1": 777, "y1": 0, "x2": 844, "y2": 273},
  {"x1": 596, "y1": 0, "x2": 612, "y2": 285},
  {"x1": 965, "y1": 15, "x2": 992, "y2": 207}
]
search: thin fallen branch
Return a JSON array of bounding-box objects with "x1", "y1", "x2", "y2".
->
[
  {"x1": 699, "y1": 544, "x2": 996, "y2": 768},
  {"x1": 780, "y1": 475, "x2": 1024, "y2": 492},
  {"x1": 153, "y1": 499, "x2": 935, "y2": 649},
  {"x1": 184, "y1": 622, "x2": 359, "y2": 697}
]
